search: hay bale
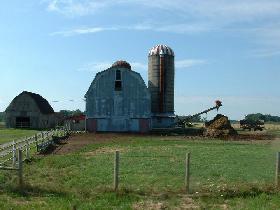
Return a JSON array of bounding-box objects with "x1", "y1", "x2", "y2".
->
[{"x1": 204, "y1": 114, "x2": 237, "y2": 137}]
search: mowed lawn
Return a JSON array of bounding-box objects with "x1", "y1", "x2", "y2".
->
[
  {"x1": 0, "y1": 128, "x2": 38, "y2": 144},
  {"x1": 0, "y1": 134, "x2": 280, "y2": 209}
]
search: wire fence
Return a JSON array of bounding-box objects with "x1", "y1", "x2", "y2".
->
[{"x1": 88, "y1": 150, "x2": 280, "y2": 194}]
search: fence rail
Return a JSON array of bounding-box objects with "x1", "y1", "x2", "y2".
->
[{"x1": 0, "y1": 128, "x2": 67, "y2": 166}]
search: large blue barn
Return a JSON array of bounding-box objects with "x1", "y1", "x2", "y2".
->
[{"x1": 85, "y1": 60, "x2": 151, "y2": 132}]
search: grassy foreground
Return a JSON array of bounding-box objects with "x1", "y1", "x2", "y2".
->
[
  {"x1": 0, "y1": 129, "x2": 38, "y2": 145},
  {"x1": 0, "y1": 134, "x2": 280, "y2": 209}
]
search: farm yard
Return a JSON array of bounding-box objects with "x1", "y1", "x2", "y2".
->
[{"x1": 1, "y1": 128, "x2": 280, "y2": 209}]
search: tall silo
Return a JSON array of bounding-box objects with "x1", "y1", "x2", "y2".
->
[{"x1": 148, "y1": 44, "x2": 175, "y2": 128}]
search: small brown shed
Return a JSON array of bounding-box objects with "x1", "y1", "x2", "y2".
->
[{"x1": 5, "y1": 91, "x2": 56, "y2": 129}]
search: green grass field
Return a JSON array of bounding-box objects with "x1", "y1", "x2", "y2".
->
[
  {"x1": 0, "y1": 129, "x2": 39, "y2": 145},
  {"x1": 1, "y1": 133, "x2": 280, "y2": 209}
]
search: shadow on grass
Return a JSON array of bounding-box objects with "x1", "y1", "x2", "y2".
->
[
  {"x1": 93, "y1": 186, "x2": 187, "y2": 200},
  {"x1": 38, "y1": 135, "x2": 70, "y2": 155},
  {"x1": 193, "y1": 184, "x2": 278, "y2": 199},
  {"x1": 4, "y1": 183, "x2": 69, "y2": 198},
  {"x1": 90, "y1": 184, "x2": 280, "y2": 201}
]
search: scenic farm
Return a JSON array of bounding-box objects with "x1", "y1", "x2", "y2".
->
[{"x1": 1, "y1": 1, "x2": 280, "y2": 209}]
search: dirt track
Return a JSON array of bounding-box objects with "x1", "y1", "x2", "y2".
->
[
  {"x1": 42, "y1": 132, "x2": 275, "y2": 155},
  {"x1": 51, "y1": 133, "x2": 136, "y2": 155}
]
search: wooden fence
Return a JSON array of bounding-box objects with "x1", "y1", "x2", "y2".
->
[
  {"x1": 0, "y1": 128, "x2": 68, "y2": 190},
  {"x1": 0, "y1": 129, "x2": 67, "y2": 166}
]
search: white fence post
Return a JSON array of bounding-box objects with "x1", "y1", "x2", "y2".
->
[
  {"x1": 18, "y1": 149, "x2": 23, "y2": 190},
  {"x1": 276, "y1": 152, "x2": 280, "y2": 187},
  {"x1": 25, "y1": 138, "x2": 30, "y2": 160},
  {"x1": 185, "y1": 152, "x2": 191, "y2": 194},
  {"x1": 35, "y1": 134, "x2": 38, "y2": 152},
  {"x1": 114, "y1": 151, "x2": 120, "y2": 191},
  {"x1": 12, "y1": 140, "x2": 16, "y2": 167}
]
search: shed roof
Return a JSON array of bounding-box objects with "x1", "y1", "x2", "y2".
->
[
  {"x1": 24, "y1": 91, "x2": 54, "y2": 114},
  {"x1": 6, "y1": 91, "x2": 54, "y2": 114}
]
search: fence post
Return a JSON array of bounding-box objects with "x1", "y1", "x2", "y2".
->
[
  {"x1": 114, "y1": 151, "x2": 120, "y2": 191},
  {"x1": 12, "y1": 140, "x2": 16, "y2": 167},
  {"x1": 18, "y1": 149, "x2": 23, "y2": 190},
  {"x1": 35, "y1": 134, "x2": 38, "y2": 152},
  {"x1": 275, "y1": 152, "x2": 280, "y2": 187},
  {"x1": 185, "y1": 152, "x2": 191, "y2": 193},
  {"x1": 25, "y1": 138, "x2": 30, "y2": 160}
]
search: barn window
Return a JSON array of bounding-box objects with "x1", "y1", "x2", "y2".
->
[
  {"x1": 116, "y1": 70, "x2": 121, "y2": 80},
  {"x1": 115, "y1": 70, "x2": 122, "y2": 91},
  {"x1": 115, "y1": 81, "x2": 122, "y2": 91}
]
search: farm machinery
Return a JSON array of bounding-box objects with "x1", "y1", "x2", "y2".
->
[
  {"x1": 239, "y1": 119, "x2": 264, "y2": 131},
  {"x1": 173, "y1": 100, "x2": 222, "y2": 128}
]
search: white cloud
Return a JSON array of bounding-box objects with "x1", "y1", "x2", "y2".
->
[
  {"x1": 51, "y1": 22, "x2": 217, "y2": 37},
  {"x1": 50, "y1": 26, "x2": 118, "y2": 36},
  {"x1": 130, "y1": 62, "x2": 146, "y2": 71},
  {"x1": 250, "y1": 49, "x2": 280, "y2": 58},
  {"x1": 254, "y1": 27, "x2": 280, "y2": 48},
  {"x1": 45, "y1": 0, "x2": 280, "y2": 21},
  {"x1": 46, "y1": 0, "x2": 280, "y2": 56},
  {"x1": 77, "y1": 61, "x2": 147, "y2": 73},
  {"x1": 77, "y1": 59, "x2": 205, "y2": 74},
  {"x1": 234, "y1": 25, "x2": 280, "y2": 57},
  {"x1": 46, "y1": 0, "x2": 112, "y2": 16},
  {"x1": 176, "y1": 59, "x2": 206, "y2": 69},
  {"x1": 77, "y1": 62, "x2": 111, "y2": 73}
]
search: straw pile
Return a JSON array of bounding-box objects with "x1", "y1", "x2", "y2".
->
[{"x1": 204, "y1": 114, "x2": 237, "y2": 137}]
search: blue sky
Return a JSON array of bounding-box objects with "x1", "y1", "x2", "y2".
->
[{"x1": 0, "y1": 0, "x2": 279, "y2": 120}]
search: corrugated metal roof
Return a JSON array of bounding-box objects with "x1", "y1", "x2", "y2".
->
[{"x1": 148, "y1": 44, "x2": 174, "y2": 56}]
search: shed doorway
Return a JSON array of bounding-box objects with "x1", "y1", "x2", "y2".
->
[{"x1": 16, "y1": 117, "x2": 30, "y2": 128}]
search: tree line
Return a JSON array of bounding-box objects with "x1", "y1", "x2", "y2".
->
[
  {"x1": 59, "y1": 109, "x2": 84, "y2": 118},
  {"x1": 0, "y1": 112, "x2": 4, "y2": 122},
  {"x1": 245, "y1": 113, "x2": 280, "y2": 122},
  {"x1": 0, "y1": 110, "x2": 84, "y2": 122},
  {"x1": 0, "y1": 111, "x2": 279, "y2": 123}
]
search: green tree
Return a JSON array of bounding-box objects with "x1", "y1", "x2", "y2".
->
[
  {"x1": 245, "y1": 113, "x2": 280, "y2": 122},
  {"x1": 0, "y1": 112, "x2": 4, "y2": 122},
  {"x1": 59, "y1": 109, "x2": 84, "y2": 117}
]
